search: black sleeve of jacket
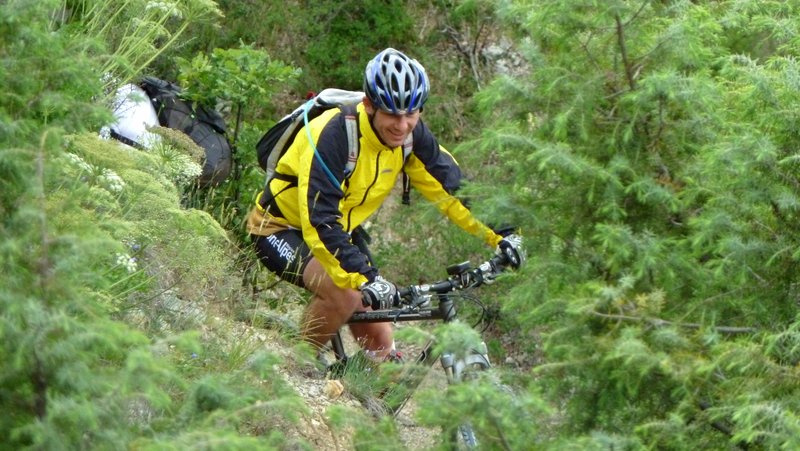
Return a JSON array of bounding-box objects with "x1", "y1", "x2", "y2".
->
[
  {"x1": 408, "y1": 120, "x2": 463, "y2": 194},
  {"x1": 305, "y1": 113, "x2": 378, "y2": 283}
]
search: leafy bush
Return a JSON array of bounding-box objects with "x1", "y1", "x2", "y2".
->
[
  {"x1": 0, "y1": 3, "x2": 305, "y2": 448},
  {"x1": 302, "y1": 0, "x2": 416, "y2": 89},
  {"x1": 464, "y1": 0, "x2": 800, "y2": 447}
]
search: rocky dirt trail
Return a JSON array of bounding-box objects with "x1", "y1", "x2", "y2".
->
[
  {"x1": 199, "y1": 278, "x2": 540, "y2": 450},
  {"x1": 277, "y1": 356, "x2": 442, "y2": 450},
  {"x1": 203, "y1": 296, "x2": 443, "y2": 450},
  {"x1": 194, "y1": 271, "x2": 537, "y2": 450}
]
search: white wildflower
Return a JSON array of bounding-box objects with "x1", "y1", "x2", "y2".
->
[
  {"x1": 64, "y1": 152, "x2": 93, "y2": 172},
  {"x1": 101, "y1": 72, "x2": 118, "y2": 86},
  {"x1": 151, "y1": 142, "x2": 203, "y2": 186},
  {"x1": 99, "y1": 168, "x2": 126, "y2": 193},
  {"x1": 115, "y1": 253, "x2": 138, "y2": 273},
  {"x1": 175, "y1": 158, "x2": 203, "y2": 186},
  {"x1": 145, "y1": 1, "x2": 183, "y2": 19}
]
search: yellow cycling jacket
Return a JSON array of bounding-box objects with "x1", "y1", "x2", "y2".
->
[{"x1": 248, "y1": 102, "x2": 502, "y2": 289}]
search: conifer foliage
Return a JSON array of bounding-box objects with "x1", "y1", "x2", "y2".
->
[
  {"x1": 465, "y1": 0, "x2": 800, "y2": 447},
  {"x1": 7, "y1": 0, "x2": 800, "y2": 448},
  {"x1": 1, "y1": 1, "x2": 304, "y2": 448}
]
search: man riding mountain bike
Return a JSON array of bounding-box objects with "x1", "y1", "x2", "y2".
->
[{"x1": 247, "y1": 48, "x2": 524, "y2": 362}]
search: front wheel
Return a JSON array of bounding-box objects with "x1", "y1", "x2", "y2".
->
[{"x1": 440, "y1": 344, "x2": 492, "y2": 450}]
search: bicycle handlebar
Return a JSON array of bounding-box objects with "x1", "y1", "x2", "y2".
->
[{"x1": 392, "y1": 252, "x2": 511, "y2": 307}]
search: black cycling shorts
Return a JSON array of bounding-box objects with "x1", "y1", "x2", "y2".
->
[
  {"x1": 251, "y1": 226, "x2": 373, "y2": 290},
  {"x1": 251, "y1": 229, "x2": 312, "y2": 288}
]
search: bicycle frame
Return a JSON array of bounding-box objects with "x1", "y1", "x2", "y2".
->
[
  {"x1": 330, "y1": 255, "x2": 507, "y2": 371},
  {"x1": 332, "y1": 294, "x2": 460, "y2": 369}
]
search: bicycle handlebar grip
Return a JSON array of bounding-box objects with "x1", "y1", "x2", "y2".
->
[
  {"x1": 489, "y1": 253, "x2": 509, "y2": 270},
  {"x1": 496, "y1": 234, "x2": 525, "y2": 269},
  {"x1": 360, "y1": 292, "x2": 372, "y2": 308},
  {"x1": 361, "y1": 290, "x2": 396, "y2": 309}
]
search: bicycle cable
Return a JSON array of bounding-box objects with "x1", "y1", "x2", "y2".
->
[{"x1": 442, "y1": 291, "x2": 491, "y2": 332}]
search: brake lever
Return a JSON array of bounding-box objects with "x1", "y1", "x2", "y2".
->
[
  {"x1": 391, "y1": 309, "x2": 403, "y2": 322},
  {"x1": 476, "y1": 260, "x2": 499, "y2": 285},
  {"x1": 396, "y1": 286, "x2": 432, "y2": 310}
]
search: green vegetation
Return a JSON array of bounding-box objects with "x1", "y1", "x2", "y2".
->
[
  {"x1": 463, "y1": 0, "x2": 800, "y2": 448},
  {"x1": 1, "y1": 1, "x2": 305, "y2": 448},
  {"x1": 4, "y1": 0, "x2": 800, "y2": 449}
]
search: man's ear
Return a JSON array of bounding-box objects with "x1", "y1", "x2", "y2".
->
[{"x1": 362, "y1": 96, "x2": 375, "y2": 115}]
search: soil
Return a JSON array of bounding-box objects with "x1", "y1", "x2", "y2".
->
[
  {"x1": 205, "y1": 294, "x2": 444, "y2": 450},
  {"x1": 203, "y1": 275, "x2": 542, "y2": 450}
]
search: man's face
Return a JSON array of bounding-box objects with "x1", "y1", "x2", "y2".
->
[{"x1": 364, "y1": 98, "x2": 420, "y2": 148}]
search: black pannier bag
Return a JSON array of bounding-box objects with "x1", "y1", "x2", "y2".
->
[{"x1": 140, "y1": 76, "x2": 232, "y2": 187}]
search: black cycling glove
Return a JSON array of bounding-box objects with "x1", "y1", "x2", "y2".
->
[
  {"x1": 360, "y1": 275, "x2": 397, "y2": 310},
  {"x1": 496, "y1": 233, "x2": 526, "y2": 269}
]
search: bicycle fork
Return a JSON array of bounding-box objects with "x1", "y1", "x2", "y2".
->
[
  {"x1": 440, "y1": 341, "x2": 491, "y2": 383},
  {"x1": 436, "y1": 298, "x2": 491, "y2": 449},
  {"x1": 436, "y1": 297, "x2": 493, "y2": 383}
]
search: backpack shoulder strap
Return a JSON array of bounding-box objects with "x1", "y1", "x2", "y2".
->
[
  {"x1": 337, "y1": 103, "x2": 360, "y2": 178},
  {"x1": 344, "y1": 112, "x2": 359, "y2": 177}
]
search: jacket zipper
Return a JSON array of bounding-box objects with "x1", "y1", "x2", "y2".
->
[{"x1": 345, "y1": 150, "x2": 383, "y2": 231}]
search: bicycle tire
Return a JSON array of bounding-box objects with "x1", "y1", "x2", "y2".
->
[{"x1": 441, "y1": 347, "x2": 491, "y2": 449}]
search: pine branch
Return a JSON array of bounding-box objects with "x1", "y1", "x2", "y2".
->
[
  {"x1": 620, "y1": 0, "x2": 651, "y2": 27},
  {"x1": 488, "y1": 410, "x2": 513, "y2": 451},
  {"x1": 577, "y1": 31, "x2": 602, "y2": 71},
  {"x1": 697, "y1": 401, "x2": 751, "y2": 450},
  {"x1": 614, "y1": 13, "x2": 637, "y2": 91},
  {"x1": 32, "y1": 350, "x2": 48, "y2": 419},
  {"x1": 589, "y1": 311, "x2": 758, "y2": 334},
  {"x1": 36, "y1": 130, "x2": 53, "y2": 298}
]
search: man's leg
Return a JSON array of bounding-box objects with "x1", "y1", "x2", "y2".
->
[{"x1": 301, "y1": 258, "x2": 394, "y2": 358}]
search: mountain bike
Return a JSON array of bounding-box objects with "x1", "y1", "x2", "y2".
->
[{"x1": 326, "y1": 252, "x2": 513, "y2": 449}]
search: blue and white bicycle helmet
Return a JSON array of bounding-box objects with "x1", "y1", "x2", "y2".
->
[{"x1": 364, "y1": 48, "x2": 429, "y2": 114}]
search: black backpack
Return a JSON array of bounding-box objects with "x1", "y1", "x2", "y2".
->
[{"x1": 139, "y1": 76, "x2": 232, "y2": 187}]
